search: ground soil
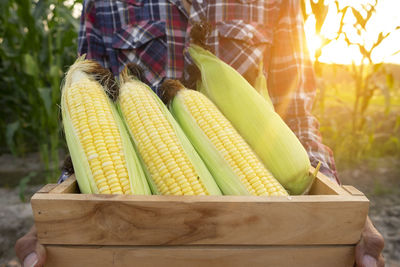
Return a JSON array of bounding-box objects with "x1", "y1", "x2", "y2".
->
[
  {"x1": 339, "y1": 156, "x2": 400, "y2": 267},
  {"x1": 0, "y1": 153, "x2": 399, "y2": 266}
]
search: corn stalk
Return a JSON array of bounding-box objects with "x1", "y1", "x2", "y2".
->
[{"x1": 0, "y1": 0, "x2": 81, "y2": 181}]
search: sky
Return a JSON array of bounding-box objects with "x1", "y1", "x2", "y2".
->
[{"x1": 304, "y1": 0, "x2": 400, "y2": 64}]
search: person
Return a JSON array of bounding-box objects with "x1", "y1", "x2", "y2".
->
[{"x1": 15, "y1": 0, "x2": 384, "y2": 266}]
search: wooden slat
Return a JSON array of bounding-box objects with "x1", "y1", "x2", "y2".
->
[
  {"x1": 308, "y1": 176, "x2": 337, "y2": 195},
  {"x1": 342, "y1": 185, "x2": 365, "y2": 196},
  {"x1": 57, "y1": 170, "x2": 349, "y2": 196},
  {"x1": 45, "y1": 245, "x2": 355, "y2": 267},
  {"x1": 308, "y1": 167, "x2": 350, "y2": 195},
  {"x1": 49, "y1": 175, "x2": 78, "y2": 194},
  {"x1": 36, "y1": 184, "x2": 58, "y2": 194},
  {"x1": 32, "y1": 193, "x2": 369, "y2": 246}
]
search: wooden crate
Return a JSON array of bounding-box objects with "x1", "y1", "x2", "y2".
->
[{"x1": 31, "y1": 168, "x2": 369, "y2": 267}]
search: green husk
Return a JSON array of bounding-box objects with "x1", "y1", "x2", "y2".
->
[
  {"x1": 61, "y1": 57, "x2": 150, "y2": 195},
  {"x1": 62, "y1": 91, "x2": 96, "y2": 194},
  {"x1": 189, "y1": 45, "x2": 313, "y2": 195},
  {"x1": 116, "y1": 103, "x2": 160, "y2": 195},
  {"x1": 117, "y1": 76, "x2": 222, "y2": 196},
  {"x1": 113, "y1": 105, "x2": 151, "y2": 195},
  {"x1": 254, "y1": 59, "x2": 273, "y2": 107},
  {"x1": 170, "y1": 90, "x2": 250, "y2": 195}
]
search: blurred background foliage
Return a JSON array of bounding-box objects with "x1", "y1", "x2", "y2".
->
[
  {"x1": 302, "y1": 0, "x2": 400, "y2": 168},
  {"x1": 0, "y1": 0, "x2": 399, "y2": 184},
  {"x1": 0, "y1": 0, "x2": 82, "y2": 181}
]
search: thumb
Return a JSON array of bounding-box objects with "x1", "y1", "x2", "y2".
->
[
  {"x1": 15, "y1": 226, "x2": 47, "y2": 267},
  {"x1": 23, "y1": 252, "x2": 38, "y2": 267},
  {"x1": 22, "y1": 243, "x2": 46, "y2": 267},
  {"x1": 34, "y1": 241, "x2": 47, "y2": 267}
]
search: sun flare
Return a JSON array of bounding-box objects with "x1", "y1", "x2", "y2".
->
[{"x1": 304, "y1": 0, "x2": 400, "y2": 65}]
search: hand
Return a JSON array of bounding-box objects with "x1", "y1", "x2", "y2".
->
[
  {"x1": 355, "y1": 217, "x2": 385, "y2": 267},
  {"x1": 15, "y1": 226, "x2": 46, "y2": 267}
]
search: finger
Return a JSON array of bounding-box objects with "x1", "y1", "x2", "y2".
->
[
  {"x1": 355, "y1": 218, "x2": 385, "y2": 266},
  {"x1": 15, "y1": 228, "x2": 37, "y2": 262},
  {"x1": 358, "y1": 254, "x2": 377, "y2": 267},
  {"x1": 362, "y1": 218, "x2": 385, "y2": 259},
  {"x1": 18, "y1": 240, "x2": 46, "y2": 267},
  {"x1": 377, "y1": 255, "x2": 385, "y2": 267},
  {"x1": 23, "y1": 252, "x2": 38, "y2": 267},
  {"x1": 34, "y1": 241, "x2": 47, "y2": 267},
  {"x1": 14, "y1": 226, "x2": 46, "y2": 267}
]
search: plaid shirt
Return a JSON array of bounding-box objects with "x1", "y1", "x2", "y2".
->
[{"x1": 78, "y1": 0, "x2": 338, "y2": 182}]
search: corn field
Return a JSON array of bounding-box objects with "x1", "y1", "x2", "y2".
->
[
  {"x1": 302, "y1": 0, "x2": 400, "y2": 168},
  {"x1": 0, "y1": 0, "x2": 82, "y2": 180}
]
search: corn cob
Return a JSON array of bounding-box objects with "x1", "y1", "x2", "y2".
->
[
  {"x1": 161, "y1": 80, "x2": 288, "y2": 196},
  {"x1": 61, "y1": 57, "x2": 151, "y2": 195},
  {"x1": 189, "y1": 44, "x2": 313, "y2": 195},
  {"x1": 116, "y1": 66, "x2": 221, "y2": 196}
]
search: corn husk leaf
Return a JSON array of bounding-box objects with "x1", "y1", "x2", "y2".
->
[
  {"x1": 170, "y1": 91, "x2": 250, "y2": 195},
  {"x1": 116, "y1": 103, "x2": 160, "y2": 195},
  {"x1": 189, "y1": 45, "x2": 313, "y2": 195},
  {"x1": 113, "y1": 105, "x2": 151, "y2": 195},
  {"x1": 61, "y1": 58, "x2": 150, "y2": 195},
  {"x1": 117, "y1": 78, "x2": 222, "y2": 196},
  {"x1": 62, "y1": 91, "x2": 96, "y2": 194},
  {"x1": 254, "y1": 60, "x2": 273, "y2": 107}
]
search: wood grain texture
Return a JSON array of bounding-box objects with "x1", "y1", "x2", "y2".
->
[
  {"x1": 36, "y1": 184, "x2": 58, "y2": 194},
  {"x1": 308, "y1": 167, "x2": 349, "y2": 195},
  {"x1": 51, "y1": 169, "x2": 344, "y2": 196},
  {"x1": 32, "y1": 192, "x2": 369, "y2": 246},
  {"x1": 49, "y1": 175, "x2": 77, "y2": 194},
  {"x1": 44, "y1": 245, "x2": 355, "y2": 267},
  {"x1": 342, "y1": 185, "x2": 365, "y2": 196}
]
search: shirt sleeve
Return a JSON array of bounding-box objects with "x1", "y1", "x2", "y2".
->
[
  {"x1": 267, "y1": 1, "x2": 339, "y2": 183},
  {"x1": 78, "y1": 0, "x2": 108, "y2": 68}
]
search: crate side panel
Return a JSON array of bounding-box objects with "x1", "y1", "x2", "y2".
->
[
  {"x1": 308, "y1": 168, "x2": 350, "y2": 195},
  {"x1": 45, "y1": 245, "x2": 355, "y2": 267},
  {"x1": 32, "y1": 194, "x2": 369, "y2": 246},
  {"x1": 49, "y1": 176, "x2": 78, "y2": 194},
  {"x1": 342, "y1": 185, "x2": 365, "y2": 196},
  {"x1": 36, "y1": 184, "x2": 58, "y2": 194}
]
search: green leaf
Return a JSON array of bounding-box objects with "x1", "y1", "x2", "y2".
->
[
  {"x1": 49, "y1": 65, "x2": 60, "y2": 79},
  {"x1": 334, "y1": 0, "x2": 339, "y2": 11},
  {"x1": 351, "y1": 7, "x2": 366, "y2": 29},
  {"x1": 300, "y1": 0, "x2": 307, "y2": 20},
  {"x1": 394, "y1": 115, "x2": 400, "y2": 133},
  {"x1": 387, "y1": 137, "x2": 400, "y2": 151},
  {"x1": 32, "y1": 0, "x2": 47, "y2": 20},
  {"x1": 57, "y1": 5, "x2": 80, "y2": 32},
  {"x1": 311, "y1": 0, "x2": 329, "y2": 34},
  {"x1": 38, "y1": 87, "x2": 52, "y2": 115},
  {"x1": 380, "y1": 87, "x2": 391, "y2": 115},
  {"x1": 6, "y1": 121, "x2": 20, "y2": 156},
  {"x1": 386, "y1": 73, "x2": 394, "y2": 90},
  {"x1": 359, "y1": 45, "x2": 369, "y2": 58},
  {"x1": 23, "y1": 53, "x2": 38, "y2": 77},
  {"x1": 373, "y1": 63, "x2": 383, "y2": 73},
  {"x1": 18, "y1": 172, "x2": 36, "y2": 202},
  {"x1": 0, "y1": 0, "x2": 10, "y2": 17}
]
